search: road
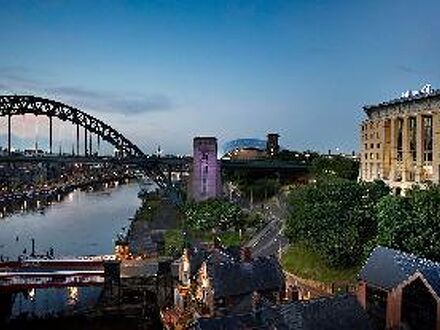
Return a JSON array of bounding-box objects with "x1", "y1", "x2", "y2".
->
[{"x1": 246, "y1": 197, "x2": 289, "y2": 258}]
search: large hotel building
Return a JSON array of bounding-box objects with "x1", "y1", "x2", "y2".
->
[{"x1": 360, "y1": 85, "x2": 440, "y2": 192}]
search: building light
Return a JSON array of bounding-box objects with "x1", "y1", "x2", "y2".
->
[{"x1": 67, "y1": 286, "x2": 79, "y2": 305}]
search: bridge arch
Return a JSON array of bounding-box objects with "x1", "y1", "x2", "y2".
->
[{"x1": 0, "y1": 95, "x2": 145, "y2": 157}]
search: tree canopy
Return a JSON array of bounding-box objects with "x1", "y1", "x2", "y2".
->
[
  {"x1": 311, "y1": 155, "x2": 359, "y2": 181},
  {"x1": 286, "y1": 177, "x2": 440, "y2": 268},
  {"x1": 183, "y1": 199, "x2": 244, "y2": 232},
  {"x1": 375, "y1": 185, "x2": 440, "y2": 261},
  {"x1": 285, "y1": 178, "x2": 390, "y2": 267}
]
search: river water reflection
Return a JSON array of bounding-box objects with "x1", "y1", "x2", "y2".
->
[
  {"x1": 0, "y1": 182, "x2": 141, "y2": 259},
  {"x1": 0, "y1": 182, "x2": 141, "y2": 319}
]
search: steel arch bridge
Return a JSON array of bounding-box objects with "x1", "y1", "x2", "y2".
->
[
  {"x1": 0, "y1": 95, "x2": 145, "y2": 157},
  {"x1": 0, "y1": 95, "x2": 180, "y2": 190}
]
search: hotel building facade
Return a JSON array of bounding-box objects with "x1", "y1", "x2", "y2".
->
[{"x1": 360, "y1": 86, "x2": 440, "y2": 192}]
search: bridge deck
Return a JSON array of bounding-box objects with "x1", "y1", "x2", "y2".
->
[{"x1": 0, "y1": 258, "x2": 106, "y2": 291}]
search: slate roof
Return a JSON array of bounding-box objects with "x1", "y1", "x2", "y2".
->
[
  {"x1": 185, "y1": 245, "x2": 238, "y2": 278},
  {"x1": 207, "y1": 255, "x2": 284, "y2": 299},
  {"x1": 120, "y1": 259, "x2": 159, "y2": 278},
  {"x1": 296, "y1": 294, "x2": 373, "y2": 330},
  {"x1": 189, "y1": 247, "x2": 208, "y2": 277},
  {"x1": 205, "y1": 248, "x2": 237, "y2": 267},
  {"x1": 192, "y1": 294, "x2": 373, "y2": 330},
  {"x1": 359, "y1": 246, "x2": 440, "y2": 297}
]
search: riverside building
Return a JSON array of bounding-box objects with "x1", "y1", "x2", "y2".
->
[{"x1": 360, "y1": 85, "x2": 440, "y2": 193}]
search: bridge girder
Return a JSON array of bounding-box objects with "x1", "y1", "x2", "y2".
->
[
  {"x1": 0, "y1": 95, "x2": 173, "y2": 189},
  {"x1": 0, "y1": 95, "x2": 145, "y2": 158}
]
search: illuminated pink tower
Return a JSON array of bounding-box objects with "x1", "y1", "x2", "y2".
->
[{"x1": 189, "y1": 137, "x2": 222, "y2": 201}]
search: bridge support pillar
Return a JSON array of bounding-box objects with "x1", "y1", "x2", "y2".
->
[
  {"x1": 49, "y1": 116, "x2": 53, "y2": 154},
  {"x1": 103, "y1": 260, "x2": 121, "y2": 303},
  {"x1": 84, "y1": 128, "x2": 88, "y2": 156},
  {"x1": 89, "y1": 133, "x2": 92, "y2": 156},
  {"x1": 7, "y1": 115, "x2": 11, "y2": 155},
  {"x1": 97, "y1": 135, "x2": 100, "y2": 156},
  {"x1": 76, "y1": 124, "x2": 80, "y2": 156}
]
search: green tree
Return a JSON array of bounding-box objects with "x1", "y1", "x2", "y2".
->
[
  {"x1": 375, "y1": 185, "x2": 440, "y2": 261},
  {"x1": 275, "y1": 150, "x2": 320, "y2": 163},
  {"x1": 183, "y1": 199, "x2": 243, "y2": 232},
  {"x1": 311, "y1": 155, "x2": 359, "y2": 181},
  {"x1": 241, "y1": 177, "x2": 281, "y2": 201},
  {"x1": 286, "y1": 178, "x2": 389, "y2": 267}
]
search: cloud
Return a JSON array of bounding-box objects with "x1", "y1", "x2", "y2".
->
[
  {"x1": 48, "y1": 86, "x2": 105, "y2": 99},
  {"x1": 0, "y1": 66, "x2": 175, "y2": 115},
  {"x1": 111, "y1": 95, "x2": 173, "y2": 114},
  {"x1": 47, "y1": 86, "x2": 174, "y2": 115},
  {"x1": 0, "y1": 66, "x2": 42, "y2": 87}
]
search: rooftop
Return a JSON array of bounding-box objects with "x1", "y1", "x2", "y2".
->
[
  {"x1": 359, "y1": 246, "x2": 440, "y2": 296},
  {"x1": 363, "y1": 84, "x2": 440, "y2": 115},
  {"x1": 207, "y1": 255, "x2": 285, "y2": 299},
  {"x1": 192, "y1": 294, "x2": 373, "y2": 330},
  {"x1": 222, "y1": 138, "x2": 267, "y2": 155}
]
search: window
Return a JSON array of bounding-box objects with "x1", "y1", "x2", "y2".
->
[
  {"x1": 423, "y1": 116, "x2": 433, "y2": 162},
  {"x1": 397, "y1": 118, "x2": 403, "y2": 161},
  {"x1": 409, "y1": 117, "x2": 417, "y2": 161}
]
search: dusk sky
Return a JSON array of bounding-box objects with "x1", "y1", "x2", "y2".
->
[{"x1": 1, "y1": 0, "x2": 440, "y2": 155}]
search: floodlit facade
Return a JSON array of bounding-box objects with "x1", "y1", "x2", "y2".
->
[
  {"x1": 189, "y1": 137, "x2": 222, "y2": 201},
  {"x1": 360, "y1": 85, "x2": 440, "y2": 192}
]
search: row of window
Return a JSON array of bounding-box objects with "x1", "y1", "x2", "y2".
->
[
  {"x1": 364, "y1": 151, "x2": 436, "y2": 162},
  {"x1": 361, "y1": 121, "x2": 381, "y2": 131},
  {"x1": 364, "y1": 153, "x2": 381, "y2": 160},
  {"x1": 364, "y1": 143, "x2": 381, "y2": 150},
  {"x1": 363, "y1": 132, "x2": 381, "y2": 141}
]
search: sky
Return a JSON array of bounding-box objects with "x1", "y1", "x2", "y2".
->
[{"x1": 0, "y1": 0, "x2": 439, "y2": 155}]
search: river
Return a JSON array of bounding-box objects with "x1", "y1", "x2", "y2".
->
[
  {"x1": 0, "y1": 182, "x2": 142, "y2": 320},
  {"x1": 0, "y1": 182, "x2": 141, "y2": 259}
]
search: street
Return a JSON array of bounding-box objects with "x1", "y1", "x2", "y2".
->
[{"x1": 246, "y1": 198, "x2": 289, "y2": 258}]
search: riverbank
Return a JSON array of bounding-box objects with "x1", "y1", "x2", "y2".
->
[{"x1": 125, "y1": 191, "x2": 182, "y2": 258}]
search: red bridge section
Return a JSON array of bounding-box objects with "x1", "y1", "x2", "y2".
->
[{"x1": 0, "y1": 258, "x2": 107, "y2": 292}]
